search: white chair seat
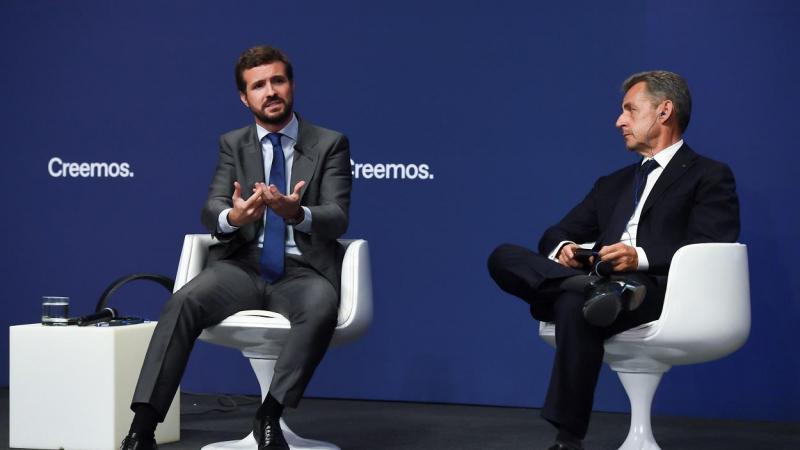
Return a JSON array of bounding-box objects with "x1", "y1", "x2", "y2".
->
[
  {"x1": 540, "y1": 320, "x2": 657, "y2": 344},
  {"x1": 200, "y1": 311, "x2": 291, "y2": 359}
]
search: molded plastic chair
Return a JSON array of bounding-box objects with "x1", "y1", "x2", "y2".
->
[
  {"x1": 539, "y1": 243, "x2": 750, "y2": 450},
  {"x1": 173, "y1": 234, "x2": 373, "y2": 450}
]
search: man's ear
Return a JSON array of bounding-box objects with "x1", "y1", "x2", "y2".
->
[
  {"x1": 239, "y1": 91, "x2": 249, "y2": 108},
  {"x1": 659, "y1": 100, "x2": 674, "y2": 122}
]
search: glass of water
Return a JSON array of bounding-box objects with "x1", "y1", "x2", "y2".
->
[{"x1": 41, "y1": 296, "x2": 70, "y2": 325}]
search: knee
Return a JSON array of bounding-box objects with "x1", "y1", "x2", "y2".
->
[
  {"x1": 487, "y1": 243, "x2": 527, "y2": 285},
  {"x1": 488, "y1": 243, "x2": 516, "y2": 274},
  {"x1": 160, "y1": 289, "x2": 186, "y2": 317},
  {"x1": 168, "y1": 284, "x2": 201, "y2": 310},
  {"x1": 294, "y1": 288, "x2": 339, "y2": 327},
  {"x1": 160, "y1": 283, "x2": 209, "y2": 326}
]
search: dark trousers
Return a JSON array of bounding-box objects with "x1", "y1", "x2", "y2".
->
[
  {"x1": 131, "y1": 247, "x2": 339, "y2": 420},
  {"x1": 487, "y1": 243, "x2": 664, "y2": 438}
]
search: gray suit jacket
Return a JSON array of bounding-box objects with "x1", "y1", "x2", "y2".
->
[{"x1": 200, "y1": 117, "x2": 352, "y2": 291}]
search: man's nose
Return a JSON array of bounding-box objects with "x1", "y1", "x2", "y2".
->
[{"x1": 615, "y1": 114, "x2": 625, "y2": 129}]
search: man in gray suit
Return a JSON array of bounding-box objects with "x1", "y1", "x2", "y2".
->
[{"x1": 121, "y1": 46, "x2": 352, "y2": 450}]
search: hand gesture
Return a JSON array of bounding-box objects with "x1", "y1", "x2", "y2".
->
[
  {"x1": 257, "y1": 180, "x2": 306, "y2": 222},
  {"x1": 226, "y1": 181, "x2": 267, "y2": 227}
]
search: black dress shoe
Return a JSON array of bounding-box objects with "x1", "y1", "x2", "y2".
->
[
  {"x1": 253, "y1": 415, "x2": 289, "y2": 449},
  {"x1": 583, "y1": 278, "x2": 623, "y2": 326},
  {"x1": 120, "y1": 432, "x2": 158, "y2": 450},
  {"x1": 583, "y1": 277, "x2": 647, "y2": 326}
]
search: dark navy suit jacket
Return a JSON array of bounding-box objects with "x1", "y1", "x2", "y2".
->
[{"x1": 539, "y1": 143, "x2": 740, "y2": 278}]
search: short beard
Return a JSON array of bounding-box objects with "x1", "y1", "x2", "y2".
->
[{"x1": 253, "y1": 99, "x2": 293, "y2": 126}]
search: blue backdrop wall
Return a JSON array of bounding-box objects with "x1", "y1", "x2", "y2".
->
[{"x1": 2, "y1": 0, "x2": 798, "y2": 423}]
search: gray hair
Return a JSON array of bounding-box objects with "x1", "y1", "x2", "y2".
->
[{"x1": 622, "y1": 71, "x2": 692, "y2": 133}]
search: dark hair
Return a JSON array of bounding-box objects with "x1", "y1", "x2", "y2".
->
[
  {"x1": 622, "y1": 70, "x2": 692, "y2": 133},
  {"x1": 234, "y1": 46, "x2": 293, "y2": 92}
]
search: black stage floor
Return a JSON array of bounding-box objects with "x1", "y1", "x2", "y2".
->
[{"x1": 3, "y1": 389, "x2": 798, "y2": 449}]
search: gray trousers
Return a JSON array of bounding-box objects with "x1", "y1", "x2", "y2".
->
[{"x1": 131, "y1": 247, "x2": 339, "y2": 420}]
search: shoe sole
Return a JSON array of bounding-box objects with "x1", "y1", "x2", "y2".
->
[{"x1": 622, "y1": 284, "x2": 647, "y2": 311}]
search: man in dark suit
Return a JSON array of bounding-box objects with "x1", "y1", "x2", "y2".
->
[
  {"x1": 487, "y1": 71, "x2": 739, "y2": 450},
  {"x1": 121, "y1": 46, "x2": 352, "y2": 450}
]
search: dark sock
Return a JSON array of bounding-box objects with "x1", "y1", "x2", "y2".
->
[
  {"x1": 556, "y1": 427, "x2": 583, "y2": 448},
  {"x1": 130, "y1": 403, "x2": 159, "y2": 437},
  {"x1": 256, "y1": 393, "x2": 284, "y2": 419}
]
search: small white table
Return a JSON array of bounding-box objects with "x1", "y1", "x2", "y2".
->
[{"x1": 9, "y1": 322, "x2": 180, "y2": 450}]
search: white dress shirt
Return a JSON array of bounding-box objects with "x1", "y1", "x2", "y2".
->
[
  {"x1": 549, "y1": 139, "x2": 684, "y2": 271},
  {"x1": 216, "y1": 113, "x2": 312, "y2": 255}
]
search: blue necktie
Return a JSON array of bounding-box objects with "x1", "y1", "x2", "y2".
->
[{"x1": 260, "y1": 133, "x2": 287, "y2": 282}]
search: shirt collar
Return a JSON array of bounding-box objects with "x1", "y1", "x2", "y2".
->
[
  {"x1": 643, "y1": 139, "x2": 683, "y2": 169},
  {"x1": 256, "y1": 113, "x2": 299, "y2": 144}
]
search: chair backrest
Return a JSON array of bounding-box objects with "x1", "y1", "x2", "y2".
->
[
  {"x1": 647, "y1": 243, "x2": 751, "y2": 363},
  {"x1": 335, "y1": 239, "x2": 373, "y2": 344},
  {"x1": 174, "y1": 234, "x2": 373, "y2": 344}
]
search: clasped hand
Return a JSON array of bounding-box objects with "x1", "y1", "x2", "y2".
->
[
  {"x1": 557, "y1": 242, "x2": 638, "y2": 272},
  {"x1": 226, "y1": 180, "x2": 305, "y2": 227}
]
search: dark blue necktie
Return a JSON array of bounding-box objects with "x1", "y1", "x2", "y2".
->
[
  {"x1": 634, "y1": 159, "x2": 659, "y2": 206},
  {"x1": 596, "y1": 159, "x2": 660, "y2": 249},
  {"x1": 260, "y1": 133, "x2": 287, "y2": 282}
]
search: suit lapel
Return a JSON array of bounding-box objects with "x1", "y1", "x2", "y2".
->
[
  {"x1": 595, "y1": 164, "x2": 637, "y2": 249},
  {"x1": 640, "y1": 144, "x2": 697, "y2": 217},
  {"x1": 242, "y1": 125, "x2": 266, "y2": 194},
  {"x1": 292, "y1": 119, "x2": 318, "y2": 201}
]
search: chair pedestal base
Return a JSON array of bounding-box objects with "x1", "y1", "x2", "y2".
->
[
  {"x1": 616, "y1": 371, "x2": 664, "y2": 450},
  {"x1": 200, "y1": 421, "x2": 339, "y2": 450},
  {"x1": 201, "y1": 358, "x2": 339, "y2": 450}
]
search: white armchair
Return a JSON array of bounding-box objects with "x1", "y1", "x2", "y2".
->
[
  {"x1": 539, "y1": 243, "x2": 750, "y2": 450},
  {"x1": 173, "y1": 234, "x2": 373, "y2": 450}
]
